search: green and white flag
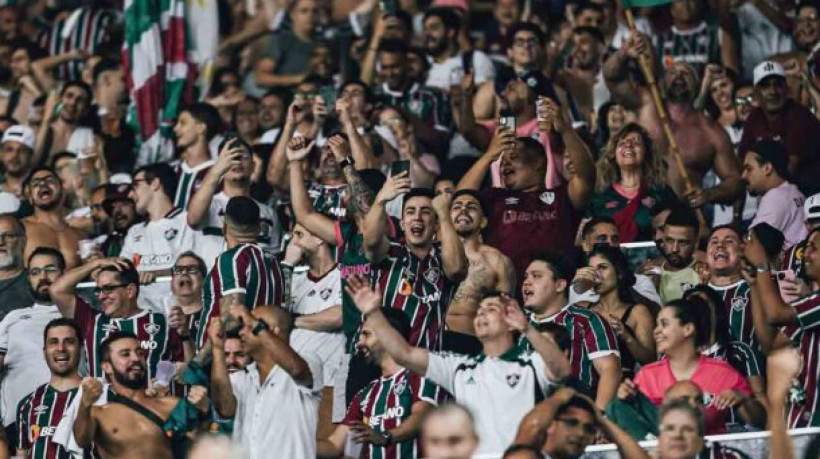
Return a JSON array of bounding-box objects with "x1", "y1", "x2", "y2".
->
[{"x1": 123, "y1": 0, "x2": 198, "y2": 166}]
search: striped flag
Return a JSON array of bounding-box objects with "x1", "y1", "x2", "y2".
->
[
  {"x1": 186, "y1": 0, "x2": 219, "y2": 99},
  {"x1": 39, "y1": 7, "x2": 118, "y2": 81},
  {"x1": 123, "y1": 0, "x2": 198, "y2": 166}
]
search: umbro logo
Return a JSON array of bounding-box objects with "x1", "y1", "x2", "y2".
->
[{"x1": 466, "y1": 375, "x2": 476, "y2": 385}]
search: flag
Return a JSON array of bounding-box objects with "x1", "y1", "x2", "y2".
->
[
  {"x1": 621, "y1": 0, "x2": 677, "y2": 7},
  {"x1": 186, "y1": 0, "x2": 219, "y2": 99},
  {"x1": 123, "y1": 0, "x2": 198, "y2": 166}
]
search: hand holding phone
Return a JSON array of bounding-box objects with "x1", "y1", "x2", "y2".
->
[{"x1": 391, "y1": 160, "x2": 410, "y2": 177}]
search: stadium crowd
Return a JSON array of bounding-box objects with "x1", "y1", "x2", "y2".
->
[{"x1": 2, "y1": 0, "x2": 820, "y2": 458}]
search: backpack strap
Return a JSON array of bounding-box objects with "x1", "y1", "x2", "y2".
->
[{"x1": 107, "y1": 392, "x2": 166, "y2": 431}]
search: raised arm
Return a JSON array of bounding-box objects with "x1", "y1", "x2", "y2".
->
[
  {"x1": 452, "y1": 72, "x2": 492, "y2": 151},
  {"x1": 346, "y1": 276, "x2": 430, "y2": 374},
  {"x1": 743, "y1": 232, "x2": 798, "y2": 327},
  {"x1": 336, "y1": 99, "x2": 376, "y2": 168},
  {"x1": 431, "y1": 193, "x2": 468, "y2": 282},
  {"x1": 603, "y1": 34, "x2": 648, "y2": 111},
  {"x1": 456, "y1": 128, "x2": 513, "y2": 191},
  {"x1": 505, "y1": 297, "x2": 571, "y2": 382},
  {"x1": 49, "y1": 257, "x2": 129, "y2": 319},
  {"x1": 255, "y1": 57, "x2": 306, "y2": 88},
  {"x1": 30, "y1": 48, "x2": 87, "y2": 93},
  {"x1": 287, "y1": 137, "x2": 337, "y2": 243},
  {"x1": 73, "y1": 378, "x2": 103, "y2": 448},
  {"x1": 250, "y1": 306, "x2": 314, "y2": 387},
  {"x1": 363, "y1": 172, "x2": 410, "y2": 263},
  {"x1": 187, "y1": 139, "x2": 243, "y2": 229},
  {"x1": 767, "y1": 347, "x2": 802, "y2": 459},
  {"x1": 294, "y1": 305, "x2": 342, "y2": 332},
  {"x1": 514, "y1": 387, "x2": 577, "y2": 448},
  {"x1": 208, "y1": 318, "x2": 237, "y2": 418},
  {"x1": 359, "y1": 12, "x2": 390, "y2": 85},
  {"x1": 539, "y1": 98, "x2": 596, "y2": 210},
  {"x1": 267, "y1": 98, "x2": 305, "y2": 191}
]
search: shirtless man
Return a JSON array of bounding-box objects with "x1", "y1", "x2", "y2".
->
[
  {"x1": 22, "y1": 167, "x2": 83, "y2": 268},
  {"x1": 444, "y1": 190, "x2": 515, "y2": 353},
  {"x1": 73, "y1": 333, "x2": 209, "y2": 459},
  {"x1": 35, "y1": 80, "x2": 94, "y2": 166},
  {"x1": 603, "y1": 33, "x2": 742, "y2": 209}
]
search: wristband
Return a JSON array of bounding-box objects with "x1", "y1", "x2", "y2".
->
[{"x1": 339, "y1": 156, "x2": 355, "y2": 169}]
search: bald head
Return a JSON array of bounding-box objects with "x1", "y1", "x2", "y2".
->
[
  {"x1": 664, "y1": 380, "x2": 704, "y2": 407},
  {"x1": 421, "y1": 403, "x2": 479, "y2": 459}
]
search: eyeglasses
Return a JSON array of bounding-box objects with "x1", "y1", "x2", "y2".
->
[
  {"x1": 734, "y1": 95, "x2": 755, "y2": 106},
  {"x1": 172, "y1": 265, "x2": 202, "y2": 276},
  {"x1": 513, "y1": 38, "x2": 540, "y2": 48},
  {"x1": 557, "y1": 417, "x2": 598, "y2": 435},
  {"x1": 29, "y1": 266, "x2": 59, "y2": 276},
  {"x1": 0, "y1": 233, "x2": 21, "y2": 243},
  {"x1": 29, "y1": 176, "x2": 59, "y2": 188},
  {"x1": 94, "y1": 283, "x2": 129, "y2": 297}
]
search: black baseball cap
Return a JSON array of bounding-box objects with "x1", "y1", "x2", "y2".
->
[{"x1": 102, "y1": 183, "x2": 134, "y2": 214}]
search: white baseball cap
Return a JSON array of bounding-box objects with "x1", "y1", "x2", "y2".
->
[
  {"x1": 1, "y1": 125, "x2": 35, "y2": 149},
  {"x1": 753, "y1": 61, "x2": 786, "y2": 86},
  {"x1": 805, "y1": 193, "x2": 820, "y2": 222}
]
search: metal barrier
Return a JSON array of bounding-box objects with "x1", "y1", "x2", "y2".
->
[{"x1": 468, "y1": 428, "x2": 820, "y2": 459}]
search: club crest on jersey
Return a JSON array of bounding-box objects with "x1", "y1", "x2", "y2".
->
[
  {"x1": 102, "y1": 323, "x2": 120, "y2": 333},
  {"x1": 409, "y1": 99, "x2": 422, "y2": 113},
  {"x1": 424, "y1": 268, "x2": 441, "y2": 284},
  {"x1": 506, "y1": 373, "x2": 521, "y2": 387},
  {"x1": 164, "y1": 228, "x2": 179, "y2": 240},
  {"x1": 320, "y1": 288, "x2": 333, "y2": 300},
  {"x1": 393, "y1": 379, "x2": 407, "y2": 396},
  {"x1": 681, "y1": 283, "x2": 695, "y2": 294},
  {"x1": 505, "y1": 197, "x2": 519, "y2": 206},
  {"x1": 731, "y1": 296, "x2": 748, "y2": 311},
  {"x1": 539, "y1": 191, "x2": 555, "y2": 205},
  {"x1": 144, "y1": 323, "x2": 161, "y2": 335}
]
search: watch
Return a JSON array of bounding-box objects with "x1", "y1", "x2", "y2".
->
[
  {"x1": 339, "y1": 156, "x2": 355, "y2": 169},
  {"x1": 252, "y1": 319, "x2": 269, "y2": 336},
  {"x1": 380, "y1": 431, "x2": 393, "y2": 445},
  {"x1": 755, "y1": 263, "x2": 772, "y2": 273}
]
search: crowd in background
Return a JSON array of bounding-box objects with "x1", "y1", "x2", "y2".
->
[{"x1": 2, "y1": 0, "x2": 820, "y2": 458}]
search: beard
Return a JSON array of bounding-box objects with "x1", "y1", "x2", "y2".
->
[
  {"x1": 665, "y1": 253, "x2": 692, "y2": 269},
  {"x1": 30, "y1": 282, "x2": 52, "y2": 303},
  {"x1": 113, "y1": 364, "x2": 148, "y2": 390},
  {"x1": 0, "y1": 252, "x2": 19, "y2": 270}
]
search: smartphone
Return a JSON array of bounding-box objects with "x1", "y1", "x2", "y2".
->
[
  {"x1": 380, "y1": 0, "x2": 398, "y2": 16},
  {"x1": 319, "y1": 86, "x2": 337, "y2": 110},
  {"x1": 498, "y1": 109, "x2": 516, "y2": 132},
  {"x1": 777, "y1": 269, "x2": 801, "y2": 303},
  {"x1": 391, "y1": 160, "x2": 410, "y2": 177}
]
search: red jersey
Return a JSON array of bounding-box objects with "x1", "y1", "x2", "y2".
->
[
  {"x1": 634, "y1": 356, "x2": 751, "y2": 434},
  {"x1": 480, "y1": 184, "x2": 578, "y2": 279}
]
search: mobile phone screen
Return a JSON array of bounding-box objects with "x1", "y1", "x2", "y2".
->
[{"x1": 391, "y1": 160, "x2": 410, "y2": 177}]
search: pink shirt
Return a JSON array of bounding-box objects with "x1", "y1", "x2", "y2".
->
[
  {"x1": 634, "y1": 356, "x2": 751, "y2": 434},
  {"x1": 752, "y1": 181, "x2": 807, "y2": 249}
]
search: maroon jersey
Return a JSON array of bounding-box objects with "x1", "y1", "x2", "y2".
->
[
  {"x1": 783, "y1": 291, "x2": 820, "y2": 427},
  {"x1": 480, "y1": 184, "x2": 578, "y2": 278}
]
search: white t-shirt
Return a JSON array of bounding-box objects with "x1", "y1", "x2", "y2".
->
[
  {"x1": 426, "y1": 50, "x2": 496, "y2": 92},
  {"x1": 231, "y1": 355, "x2": 323, "y2": 459},
  {"x1": 119, "y1": 208, "x2": 202, "y2": 311},
  {"x1": 197, "y1": 192, "x2": 283, "y2": 268},
  {"x1": 425, "y1": 347, "x2": 555, "y2": 456},
  {"x1": 0, "y1": 304, "x2": 63, "y2": 426},
  {"x1": 737, "y1": 2, "x2": 795, "y2": 81},
  {"x1": 288, "y1": 268, "x2": 344, "y2": 385}
]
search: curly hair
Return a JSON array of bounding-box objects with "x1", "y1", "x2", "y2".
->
[{"x1": 595, "y1": 122, "x2": 668, "y2": 192}]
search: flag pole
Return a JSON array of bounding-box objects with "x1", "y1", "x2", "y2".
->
[{"x1": 618, "y1": 4, "x2": 708, "y2": 229}]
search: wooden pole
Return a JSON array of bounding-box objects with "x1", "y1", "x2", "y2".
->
[{"x1": 621, "y1": 6, "x2": 709, "y2": 229}]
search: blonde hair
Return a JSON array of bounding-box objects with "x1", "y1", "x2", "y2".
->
[{"x1": 595, "y1": 122, "x2": 668, "y2": 193}]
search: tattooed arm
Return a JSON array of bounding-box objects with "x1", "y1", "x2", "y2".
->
[
  {"x1": 219, "y1": 292, "x2": 248, "y2": 332},
  {"x1": 327, "y1": 135, "x2": 376, "y2": 221}
]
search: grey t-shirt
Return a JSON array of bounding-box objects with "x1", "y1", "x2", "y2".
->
[
  {"x1": 262, "y1": 31, "x2": 316, "y2": 77},
  {"x1": 0, "y1": 271, "x2": 33, "y2": 320}
]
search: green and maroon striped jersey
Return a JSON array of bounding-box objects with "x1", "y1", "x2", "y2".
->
[
  {"x1": 375, "y1": 242, "x2": 456, "y2": 351},
  {"x1": 703, "y1": 341, "x2": 763, "y2": 425},
  {"x1": 16, "y1": 384, "x2": 79, "y2": 459},
  {"x1": 336, "y1": 220, "x2": 374, "y2": 353},
  {"x1": 782, "y1": 242, "x2": 806, "y2": 277},
  {"x1": 174, "y1": 160, "x2": 214, "y2": 210},
  {"x1": 197, "y1": 243, "x2": 284, "y2": 348},
  {"x1": 709, "y1": 281, "x2": 760, "y2": 354},
  {"x1": 784, "y1": 291, "x2": 820, "y2": 427},
  {"x1": 343, "y1": 368, "x2": 445, "y2": 459},
  {"x1": 74, "y1": 297, "x2": 184, "y2": 379},
  {"x1": 525, "y1": 305, "x2": 620, "y2": 392},
  {"x1": 309, "y1": 182, "x2": 347, "y2": 220}
]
